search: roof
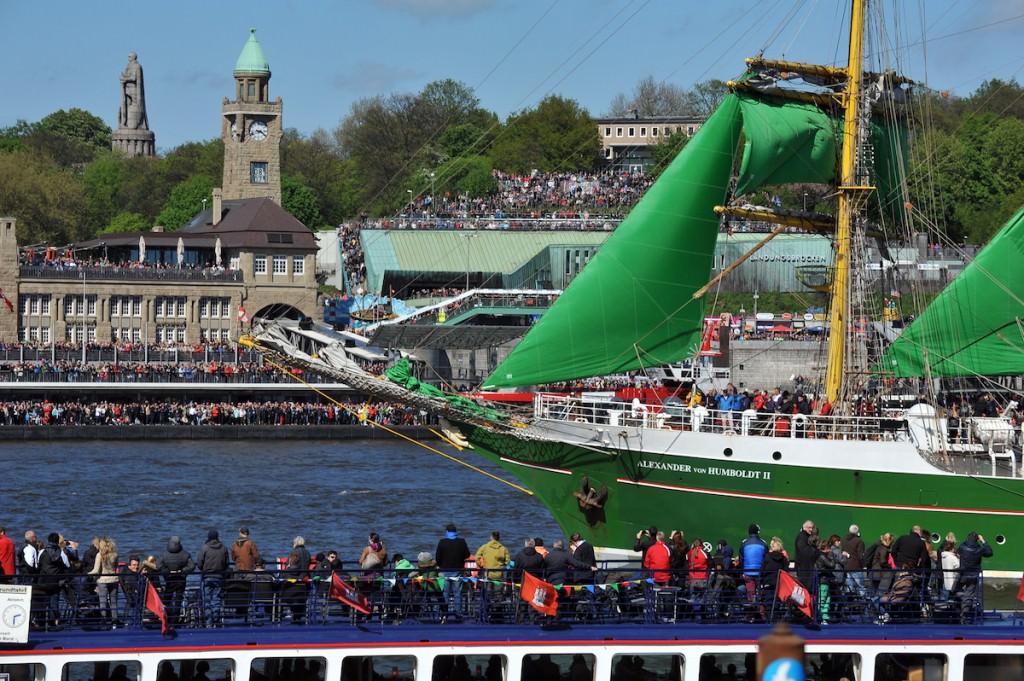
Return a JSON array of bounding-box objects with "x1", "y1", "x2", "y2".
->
[
  {"x1": 77, "y1": 198, "x2": 316, "y2": 252},
  {"x1": 234, "y1": 28, "x2": 271, "y2": 75},
  {"x1": 361, "y1": 229, "x2": 610, "y2": 274}
]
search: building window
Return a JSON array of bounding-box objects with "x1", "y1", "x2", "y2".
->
[
  {"x1": 628, "y1": 127, "x2": 635, "y2": 137},
  {"x1": 273, "y1": 255, "x2": 287, "y2": 275},
  {"x1": 640, "y1": 127, "x2": 647, "y2": 137},
  {"x1": 155, "y1": 296, "x2": 186, "y2": 319},
  {"x1": 247, "y1": 81, "x2": 256, "y2": 98},
  {"x1": 616, "y1": 127, "x2": 623, "y2": 137},
  {"x1": 254, "y1": 255, "x2": 267, "y2": 275},
  {"x1": 687, "y1": 126, "x2": 695, "y2": 135},
  {"x1": 292, "y1": 256, "x2": 304, "y2": 275},
  {"x1": 250, "y1": 162, "x2": 269, "y2": 184},
  {"x1": 652, "y1": 127, "x2": 659, "y2": 137},
  {"x1": 604, "y1": 127, "x2": 611, "y2": 136}
]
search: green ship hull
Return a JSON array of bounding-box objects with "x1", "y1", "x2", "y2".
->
[{"x1": 463, "y1": 424, "x2": 1024, "y2": 573}]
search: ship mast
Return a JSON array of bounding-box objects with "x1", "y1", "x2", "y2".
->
[{"x1": 824, "y1": 0, "x2": 871, "y2": 406}]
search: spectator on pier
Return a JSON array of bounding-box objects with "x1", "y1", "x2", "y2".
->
[
  {"x1": 158, "y1": 536, "x2": 195, "y2": 626},
  {"x1": 435, "y1": 523, "x2": 470, "y2": 622},
  {"x1": 231, "y1": 527, "x2": 262, "y2": 576},
  {"x1": 0, "y1": 525, "x2": 15, "y2": 581},
  {"x1": 197, "y1": 529, "x2": 229, "y2": 626}
]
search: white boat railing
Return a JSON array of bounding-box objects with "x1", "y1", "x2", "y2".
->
[{"x1": 533, "y1": 394, "x2": 913, "y2": 441}]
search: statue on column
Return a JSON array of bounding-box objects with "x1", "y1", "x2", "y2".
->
[
  {"x1": 119, "y1": 52, "x2": 149, "y2": 130},
  {"x1": 112, "y1": 52, "x2": 155, "y2": 156}
]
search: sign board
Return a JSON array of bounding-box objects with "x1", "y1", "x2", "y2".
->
[{"x1": 0, "y1": 584, "x2": 32, "y2": 644}]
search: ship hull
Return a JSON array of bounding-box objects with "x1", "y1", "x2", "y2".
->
[{"x1": 462, "y1": 422, "x2": 1024, "y2": 573}]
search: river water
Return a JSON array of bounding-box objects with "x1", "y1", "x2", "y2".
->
[{"x1": 0, "y1": 438, "x2": 562, "y2": 566}]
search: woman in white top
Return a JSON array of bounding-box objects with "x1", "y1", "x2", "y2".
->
[
  {"x1": 89, "y1": 537, "x2": 119, "y2": 626},
  {"x1": 939, "y1": 540, "x2": 960, "y2": 601}
]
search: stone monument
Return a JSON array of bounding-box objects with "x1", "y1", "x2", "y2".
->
[{"x1": 111, "y1": 52, "x2": 156, "y2": 156}]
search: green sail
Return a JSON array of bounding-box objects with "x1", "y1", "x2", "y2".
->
[
  {"x1": 879, "y1": 206, "x2": 1024, "y2": 377},
  {"x1": 483, "y1": 95, "x2": 744, "y2": 389},
  {"x1": 734, "y1": 93, "x2": 838, "y2": 195}
]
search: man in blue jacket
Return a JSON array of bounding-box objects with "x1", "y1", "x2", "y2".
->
[
  {"x1": 740, "y1": 524, "x2": 767, "y2": 604},
  {"x1": 957, "y1": 531, "x2": 992, "y2": 623}
]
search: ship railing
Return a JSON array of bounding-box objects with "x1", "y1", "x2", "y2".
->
[
  {"x1": 534, "y1": 394, "x2": 912, "y2": 442},
  {"x1": 16, "y1": 565, "x2": 986, "y2": 631}
]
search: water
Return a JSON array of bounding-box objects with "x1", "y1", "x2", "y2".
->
[{"x1": 0, "y1": 438, "x2": 562, "y2": 566}]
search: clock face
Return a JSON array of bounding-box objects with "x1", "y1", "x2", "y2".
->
[
  {"x1": 3, "y1": 603, "x2": 27, "y2": 628},
  {"x1": 249, "y1": 120, "x2": 269, "y2": 141}
]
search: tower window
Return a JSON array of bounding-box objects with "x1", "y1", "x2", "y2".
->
[
  {"x1": 250, "y1": 162, "x2": 268, "y2": 184},
  {"x1": 247, "y1": 81, "x2": 256, "y2": 98}
]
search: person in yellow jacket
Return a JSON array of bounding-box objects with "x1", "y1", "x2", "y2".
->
[{"x1": 474, "y1": 530, "x2": 511, "y2": 582}]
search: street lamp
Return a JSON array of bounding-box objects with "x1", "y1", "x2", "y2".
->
[
  {"x1": 429, "y1": 172, "x2": 436, "y2": 218},
  {"x1": 752, "y1": 290, "x2": 759, "y2": 318},
  {"x1": 803, "y1": 192, "x2": 808, "y2": 211}
]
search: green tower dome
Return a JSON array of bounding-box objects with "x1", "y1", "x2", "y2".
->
[{"x1": 234, "y1": 28, "x2": 270, "y2": 75}]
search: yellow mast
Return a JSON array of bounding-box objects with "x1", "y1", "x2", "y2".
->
[{"x1": 825, "y1": 0, "x2": 868, "y2": 405}]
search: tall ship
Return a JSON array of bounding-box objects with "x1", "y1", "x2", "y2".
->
[{"x1": 249, "y1": 2, "x2": 1024, "y2": 574}]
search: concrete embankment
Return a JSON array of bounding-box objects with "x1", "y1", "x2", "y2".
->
[{"x1": 0, "y1": 425, "x2": 436, "y2": 441}]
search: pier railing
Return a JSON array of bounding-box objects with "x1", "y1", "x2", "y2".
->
[{"x1": 20, "y1": 566, "x2": 985, "y2": 632}]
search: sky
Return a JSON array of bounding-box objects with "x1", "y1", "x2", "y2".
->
[{"x1": 3, "y1": 0, "x2": 1023, "y2": 153}]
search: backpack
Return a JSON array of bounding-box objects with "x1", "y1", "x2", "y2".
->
[{"x1": 863, "y1": 542, "x2": 879, "y2": 568}]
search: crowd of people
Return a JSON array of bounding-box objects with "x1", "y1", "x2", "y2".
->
[
  {"x1": 0, "y1": 398, "x2": 434, "y2": 427},
  {"x1": 0, "y1": 513, "x2": 993, "y2": 632}
]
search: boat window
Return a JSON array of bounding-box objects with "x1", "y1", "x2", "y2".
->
[
  {"x1": 430, "y1": 655, "x2": 505, "y2": 681},
  {"x1": 611, "y1": 653, "x2": 683, "y2": 680},
  {"x1": 341, "y1": 655, "x2": 415, "y2": 681},
  {"x1": 63, "y1": 661, "x2": 141, "y2": 681},
  {"x1": 522, "y1": 654, "x2": 595, "y2": 681},
  {"x1": 698, "y1": 652, "x2": 860, "y2": 680},
  {"x1": 251, "y1": 657, "x2": 327, "y2": 681},
  {"x1": 155, "y1": 658, "x2": 234, "y2": 681},
  {"x1": 964, "y1": 653, "x2": 1024, "y2": 680},
  {"x1": 0, "y1": 663, "x2": 45, "y2": 681},
  {"x1": 874, "y1": 653, "x2": 946, "y2": 681}
]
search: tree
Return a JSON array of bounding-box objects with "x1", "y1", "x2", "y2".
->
[
  {"x1": 647, "y1": 130, "x2": 690, "y2": 178},
  {"x1": 100, "y1": 212, "x2": 149, "y2": 234},
  {"x1": 155, "y1": 175, "x2": 215, "y2": 230},
  {"x1": 687, "y1": 80, "x2": 729, "y2": 117},
  {"x1": 0, "y1": 150, "x2": 89, "y2": 244},
  {"x1": 490, "y1": 96, "x2": 600, "y2": 173},
  {"x1": 606, "y1": 76, "x2": 692, "y2": 116},
  {"x1": 36, "y1": 108, "x2": 112, "y2": 153},
  {"x1": 83, "y1": 153, "x2": 126, "y2": 233},
  {"x1": 282, "y1": 175, "x2": 322, "y2": 228},
  {"x1": 281, "y1": 128, "x2": 356, "y2": 223}
]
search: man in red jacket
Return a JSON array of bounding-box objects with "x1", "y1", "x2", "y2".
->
[
  {"x1": 0, "y1": 526, "x2": 15, "y2": 580},
  {"x1": 643, "y1": 531, "x2": 673, "y2": 585}
]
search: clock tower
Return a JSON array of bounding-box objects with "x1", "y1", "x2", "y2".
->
[{"x1": 222, "y1": 29, "x2": 282, "y2": 204}]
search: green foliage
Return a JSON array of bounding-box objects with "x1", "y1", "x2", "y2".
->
[
  {"x1": 0, "y1": 149, "x2": 89, "y2": 244},
  {"x1": 83, "y1": 154, "x2": 125, "y2": 233},
  {"x1": 156, "y1": 175, "x2": 215, "y2": 231},
  {"x1": 100, "y1": 212, "x2": 149, "y2": 234},
  {"x1": 282, "y1": 175, "x2": 322, "y2": 228},
  {"x1": 490, "y1": 96, "x2": 600, "y2": 173},
  {"x1": 36, "y1": 108, "x2": 112, "y2": 153},
  {"x1": 281, "y1": 128, "x2": 353, "y2": 224}
]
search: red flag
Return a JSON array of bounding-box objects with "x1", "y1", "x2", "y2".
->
[
  {"x1": 0, "y1": 289, "x2": 13, "y2": 313},
  {"x1": 777, "y1": 570, "x2": 814, "y2": 620},
  {"x1": 145, "y1": 581, "x2": 170, "y2": 635},
  {"x1": 237, "y1": 305, "x2": 249, "y2": 324},
  {"x1": 520, "y1": 571, "x2": 559, "y2": 616},
  {"x1": 330, "y1": 572, "x2": 371, "y2": 615},
  {"x1": 1017, "y1": 574, "x2": 1024, "y2": 602}
]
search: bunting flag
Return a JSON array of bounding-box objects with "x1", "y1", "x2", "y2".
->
[
  {"x1": 0, "y1": 289, "x2": 13, "y2": 313},
  {"x1": 330, "y1": 572, "x2": 371, "y2": 615},
  {"x1": 776, "y1": 570, "x2": 814, "y2": 620},
  {"x1": 1017, "y1": 573, "x2": 1024, "y2": 602},
  {"x1": 145, "y1": 581, "x2": 170, "y2": 635},
  {"x1": 237, "y1": 305, "x2": 249, "y2": 324},
  {"x1": 520, "y1": 571, "x2": 559, "y2": 616}
]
